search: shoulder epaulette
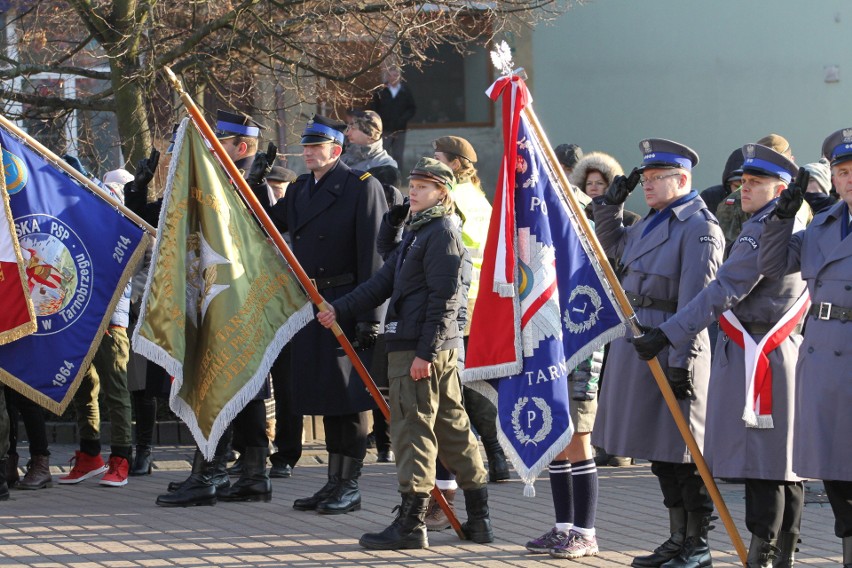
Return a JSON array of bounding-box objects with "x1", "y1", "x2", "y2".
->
[{"x1": 359, "y1": 172, "x2": 372, "y2": 181}]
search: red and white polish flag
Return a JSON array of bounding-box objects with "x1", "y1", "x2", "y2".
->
[{"x1": 0, "y1": 184, "x2": 36, "y2": 345}]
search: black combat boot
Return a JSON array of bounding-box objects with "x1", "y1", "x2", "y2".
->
[
  {"x1": 843, "y1": 535, "x2": 852, "y2": 568},
  {"x1": 130, "y1": 445, "x2": 153, "y2": 476},
  {"x1": 293, "y1": 453, "x2": 341, "y2": 511},
  {"x1": 461, "y1": 486, "x2": 494, "y2": 543},
  {"x1": 632, "y1": 507, "x2": 687, "y2": 567},
  {"x1": 217, "y1": 447, "x2": 272, "y2": 502},
  {"x1": 746, "y1": 534, "x2": 778, "y2": 568},
  {"x1": 773, "y1": 531, "x2": 799, "y2": 568},
  {"x1": 317, "y1": 455, "x2": 362, "y2": 514},
  {"x1": 482, "y1": 437, "x2": 510, "y2": 482},
  {"x1": 156, "y1": 450, "x2": 217, "y2": 507},
  {"x1": 167, "y1": 449, "x2": 230, "y2": 492},
  {"x1": 661, "y1": 511, "x2": 713, "y2": 568},
  {"x1": 358, "y1": 493, "x2": 430, "y2": 550}
]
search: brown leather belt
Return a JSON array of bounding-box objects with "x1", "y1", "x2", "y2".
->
[
  {"x1": 310, "y1": 273, "x2": 355, "y2": 291},
  {"x1": 740, "y1": 321, "x2": 804, "y2": 335},
  {"x1": 809, "y1": 302, "x2": 852, "y2": 323},
  {"x1": 626, "y1": 292, "x2": 678, "y2": 313}
]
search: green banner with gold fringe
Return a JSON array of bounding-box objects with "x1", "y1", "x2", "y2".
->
[{"x1": 133, "y1": 118, "x2": 311, "y2": 458}]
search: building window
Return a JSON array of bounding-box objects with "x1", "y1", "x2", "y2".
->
[{"x1": 406, "y1": 41, "x2": 493, "y2": 128}]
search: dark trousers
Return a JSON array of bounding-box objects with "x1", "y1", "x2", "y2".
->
[
  {"x1": 744, "y1": 479, "x2": 804, "y2": 539},
  {"x1": 230, "y1": 399, "x2": 269, "y2": 449},
  {"x1": 652, "y1": 460, "x2": 714, "y2": 514},
  {"x1": 131, "y1": 390, "x2": 157, "y2": 447},
  {"x1": 324, "y1": 412, "x2": 368, "y2": 460},
  {"x1": 5, "y1": 387, "x2": 50, "y2": 456},
  {"x1": 824, "y1": 480, "x2": 852, "y2": 537},
  {"x1": 369, "y1": 334, "x2": 391, "y2": 453},
  {"x1": 271, "y1": 346, "x2": 303, "y2": 467}
]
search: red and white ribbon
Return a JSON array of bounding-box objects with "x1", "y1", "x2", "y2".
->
[{"x1": 718, "y1": 292, "x2": 810, "y2": 429}]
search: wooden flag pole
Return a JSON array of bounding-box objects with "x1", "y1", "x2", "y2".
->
[
  {"x1": 0, "y1": 114, "x2": 156, "y2": 237},
  {"x1": 523, "y1": 102, "x2": 747, "y2": 567},
  {"x1": 162, "y1": 66, "x2": 466, "y2": 540}
]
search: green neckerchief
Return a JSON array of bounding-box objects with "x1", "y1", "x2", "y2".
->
[{"x1": 407, "y1": 203, "x2": 448, "y2": 230}]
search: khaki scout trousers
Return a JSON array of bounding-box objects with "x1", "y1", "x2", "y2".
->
[
  {"x1": 74, "y1": 327, "x2": 133, "y2": 449},
  {"x1": 388, "y1": 349, "x2": 487, "y2": 495}
]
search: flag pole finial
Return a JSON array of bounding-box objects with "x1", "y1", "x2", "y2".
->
[{"x1": 490, "y1": 40, "x2": 527, "y2": 80}]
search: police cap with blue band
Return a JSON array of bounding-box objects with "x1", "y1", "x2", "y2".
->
[
  {"x1": 214, "y1": 109, "x2": 262, "y2": 139},
  {"x1": 300, "y1": 114, "x2": 346, "y2": 146},
  {"x1": 638, "y1": 138, "x2": 699, "y2": 171},
  {"x1": 821, "y1": 127, "x2": 852, "y2": 166},
  {"x1": 741, "y1": 143, "x2": 797, "y2": 183}
]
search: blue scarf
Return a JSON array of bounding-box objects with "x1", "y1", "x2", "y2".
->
[
  {"x1": 842, "y1": 203, "x2": 851, "y2": 240},
  {"x1": 642, "y1": 190, "x2": 699, "y2": 237}
]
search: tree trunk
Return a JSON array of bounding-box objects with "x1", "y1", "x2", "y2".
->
[{"x1": 110, "y1": 53, "x2": 152, "y2": 170}]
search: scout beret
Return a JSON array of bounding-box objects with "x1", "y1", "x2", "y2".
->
[
  {"x1": 432, "y1": 136, "x2": 477, "y2": 164},
  {"x1": 409, "y1": 157, "x2": 456, "y2": 189}
]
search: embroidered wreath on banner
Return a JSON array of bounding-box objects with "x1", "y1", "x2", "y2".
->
[
  {"x1": 564, "y1": 284, "x2": 604, "y2": 334},
  {"x1": 512, "y1": 396, "x2": 553, "y2": 446}
]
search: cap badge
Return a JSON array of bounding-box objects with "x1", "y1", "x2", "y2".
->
[
  {"x1": 642, "y1": 140, "x2": 652, "y2": 153},
  {"x1": 843, "y1": 128, "x2": 852, "y2": 142},
  {"x1": 744, "y1": 144, "x2": 755, "y2": 158}
]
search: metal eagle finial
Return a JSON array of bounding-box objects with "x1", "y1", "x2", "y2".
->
[{"x1": 490, "y1": 40, "x2": 515, "y2": 77}]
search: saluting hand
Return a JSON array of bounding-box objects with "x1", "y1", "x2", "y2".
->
[
  {"x1": 774, "y1": 167, "x2": 809, "y2": 219},
  {"x1": 134, "y1": 148, "x2": 160, "y2": 193},
  {"x1": 603, "y1": 167, "x2": 640, "y2": 205},
  {"x1": 246, "y1": 141, "x2": 278, "y2": 186}
]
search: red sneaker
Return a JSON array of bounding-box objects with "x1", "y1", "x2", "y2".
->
[
  {"x1": 99, "y1": 456, "x2": 129, "y2": 487},
  {"x1": 58, "y1": 451, "x2": 107, "y2": 484}
]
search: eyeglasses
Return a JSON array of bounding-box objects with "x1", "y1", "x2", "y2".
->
[{"x1": 639, "y1": 173, "x2": 681, "y2": 186}]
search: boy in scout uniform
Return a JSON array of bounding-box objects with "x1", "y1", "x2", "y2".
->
[
  {"x1": 759, "y1": 127, "x2": 852, "y2": 568},
  {"x1": 591, "y1": 139, "x2": 724, "y2": 568},
  {"x1": 634, "y1": 144, "x2": 809, "y2": 567}
]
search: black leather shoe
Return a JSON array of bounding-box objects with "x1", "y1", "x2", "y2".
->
[
  {"x1": 130, "y1": 446, "x2": 153, "y2": 476},
  {"x1": 156, "y1": 451, "x2": 216, "y2": 507},
  {"x1": 294, "y1": 454, "x2": 341, "y2": 511},
  {"x1": 270, "y1": 463, "x2": 293, "y2": 478},
  {"x1": 218, "y1": 447, "x2": 271, "y2": 503},
  {"x1": 317, "y1": 456, "x2": 362, "y2": 515}
]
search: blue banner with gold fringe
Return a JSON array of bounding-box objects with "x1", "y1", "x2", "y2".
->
[{"x1": 0, "y1": 124, "x2": 149, "y2": 414}]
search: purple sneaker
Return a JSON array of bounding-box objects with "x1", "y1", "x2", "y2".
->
[
  {"x1": 526, "y1": 527, "x2": 568, "y2": 553},
  {"x1": 549, "y1": 530, "x2": 599, "y2": 559}
]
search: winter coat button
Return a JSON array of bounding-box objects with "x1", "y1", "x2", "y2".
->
[
  {"x1": 318, "y1": 267, "x2": 325, "y2": 274},
  {"x1": 318, "y1": 235, "x2": 325, "y2": 240},
  {"x1": 845, "y1": 285, "x2": 851, "y2": 291},
  {"x1": 835, "y1": 350, "x2": 842, "y2": 356},
  {"x1": 807, "y1": 347, "x2": 814, "y2": 354},
  {"x1": 815, "y1": 279, "x2": 822, "y2": 287}
]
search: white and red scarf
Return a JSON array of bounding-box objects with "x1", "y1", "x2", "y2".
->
[{"x1": 718, "y1": 292, "x2": 810, "y2": 429}]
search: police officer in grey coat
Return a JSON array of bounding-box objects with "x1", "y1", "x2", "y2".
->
[
  {"x1": 635, "y1": 144, "x2": 809, "y2": 567},
  {"x1": 759, "y1": 128, "x2": 852, "y2": 568},
  {"x1": 260, "y1": 115, "x2": 387, "y2": 515},
  {"x1": 591, "y1": 139, "x2": 724, "y2": 568}
]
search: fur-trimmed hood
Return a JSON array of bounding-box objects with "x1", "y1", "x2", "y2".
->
[{"x1": 569, "y1": 151, "x2": 624, "y2": 189}]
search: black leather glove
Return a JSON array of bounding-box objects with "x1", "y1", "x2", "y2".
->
[
  {"x1": 667, "y1": 367, "x2": 695, "y2": 400},
  {"x1": 246, "y1": 142, "x2": 277, "y2": 187},
  {"x1": 603, "y1": 167, "x2": 640, "y2": 205},
  {"x1": 774, "y1": 167, "x2": 808, "y2": 219},
  {"x1": 387, "y1": 198, "x2": 410, "y2": 226},
  {"x1": 633, "y1": 327, "x2": 671, "y2": 361},
  {"x1": 354, "y1": 322, "x2": 380, "y2": 349},
  {"x1": 134, "y1": 148, "x2": 160, "y2": 194}
]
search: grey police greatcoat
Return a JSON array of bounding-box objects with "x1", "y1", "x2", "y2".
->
[
  {"x1": 264, "y1": 160, "x2": 387, "y2": 416},
  {"x1": 759, "y1": 200, "x2": 852, "y2": 482},
  {"x1": 660, "y1": 205, "x2": 807, "y2": 481},
  {"x1": 591, "y1": 196, "x2": 724, "y2": 463}
]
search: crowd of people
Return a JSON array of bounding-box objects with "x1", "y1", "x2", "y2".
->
[{"x1": 2, "y1": 65, "x2": 851, "y2": 568}]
